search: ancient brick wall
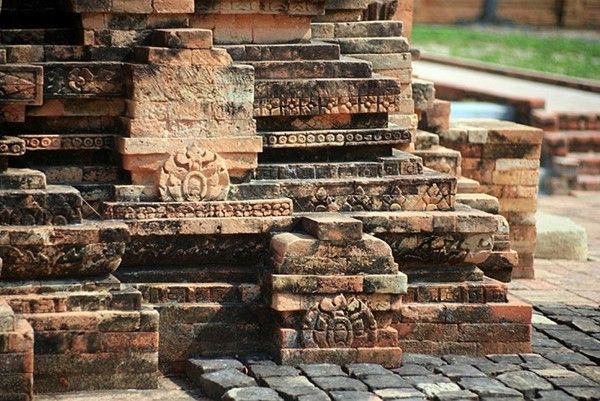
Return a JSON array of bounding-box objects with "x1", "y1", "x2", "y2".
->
[{"x1": 413, "y1": 0, "x2": 600, "y2": 28}]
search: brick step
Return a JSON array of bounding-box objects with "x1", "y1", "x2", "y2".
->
[
  {"x1": 32, "y1": 165, "x2": 123, "y2": 184},
  {"x1": 568, "y1": 152, "x2": 600, "y2": 175},
  {"x1": 0, "y1": 221, "x2": 128, "y2": 279},
  {"x1": 224, "y1": 42, "x2": 341, "y2": 62},
  {"x1": 414, "y1": 130, "x2": 440, "y2": 150},
  {"x1": 457, "y1": 176, "x2": 481, "y2": 194},
  {"x1": 240, "y1": 169, "x2": 456, "y2": 213},
  {"x1": 164, "y1": 322, "x2": 266, "y2": 373},
  {"x1": 150, "y1": 28, "x2": 213, "y2": 49},
  {"x1": 132, "y1": 282, "x2": 260, "y2": 304},
  {"x1": 115, "y1": 266, "x2": 258, "y2": 284},
  {"x1": 456, "y1": 193, "x2": 500, "y2": 214},
  {"x1": 576, "y1": 174, "x2": 600, "y2": 191},
  {"x1": 0, "y1": 168, "x2": 47, "y2": 190},
  {"x1": 255, "y1": 75, "x2": 405, "y2": 98},
  {"x1": 0, "y1": 184, "x2": 83, "y2": 225},
  {"x1": 255, "y1": 152, "x2": 423, "y2": 181},
  {"x1": 3, "y1": 289, "x2": 141, "y2": 314},
  {"x1": 259, "y1": 124, "x2": 412, "y2": 150},
  {"x1": 312, "y1": 21, "x2": 403, "y2": 39},
  {"x1": 0, "y1": 28, "x2": 80, "y2": 45},
  {"x1": 248, "y1": 57, "x2": 373, "y2": 79},
  {"x1": 1, "y1": 45, "x2": 83, "y2": 63},
  {"x1": 412, "y1": 78, "x2": 436, "y2": 111},
  {"x1": 412, "y1": 145, "x2": 462, "y2": 178},
  {"x1": 319, "y1": 37, "x2": 410, "y2": 55},
  {"x1": 544, "y1": 130, "x2": 600, "y2": 155},
  {"x1": 153, "y1": 303, "x2": 263, "y2": 325}
]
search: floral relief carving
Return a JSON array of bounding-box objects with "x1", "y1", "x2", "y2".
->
[
  {"x1": 158, "y1": 143, "x2": 230, "y2": 202},
  {"x1": 67, "y1": 67, "x2": 94, "y2": 93},
  {"x1": 302, "y1": 295, "x2": 377, "y2": 349}
]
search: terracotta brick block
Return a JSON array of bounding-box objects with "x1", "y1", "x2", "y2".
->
[
  {"x1": 499, "y1": 197, "x2": 538, "y2": 213},
  {"x1": 152, "y1": 29, "x2": 213, "y2": 49},
  {"x1": 112, "y1": 0, "x2": 152, "y2": 13},
  {"x1": 100, "y1": 332, "x2": 159, "y2": 352},
  {"x1": 479, "y1": 341, "x2": 532, "y2": 354},
  {"x1": 492, "y1": 170, "x2": 539, "y2": 186},
  {"x1": 488, "y1": 299, "x2": 533, "y2": 325},
  {"x1": 135, "y1": 47, "x2": 192, "y2": 65},
  {"x1": 152, "y1": 0, "x2": 194, "y2": 13},
  {"x1": 399, "y1": 340, "x2": 478, "y2": 355},
  {"x1": 393, "y1": 322, "x2": 459, "y2": 341},
  {"x1": 457, "y1": 323, "x2": 531, "y2": 343}
]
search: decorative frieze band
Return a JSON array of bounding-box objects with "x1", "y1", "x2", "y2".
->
[
  {"x1": 262, "y1": 128, "x2": 412, "y2": 148},
  {"x1": 102, "y1": 198, "x2": 293, "y2": 220},
  {"x1": 20, "y1": 134, "x2": 116, "y2": 151},
  {"x1": 44, "y1": 63, "x2": 125, "y2": 98},
  {"x1": 254, "y1": 94, "x2": 411, "y2": 117},
  {"x1": 0, "y1": 64, "x2": 43, "y2": 105}
]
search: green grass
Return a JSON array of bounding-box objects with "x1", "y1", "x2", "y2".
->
[{"x1": 412, "y1": 25, "x2": 600, "y2": 80}]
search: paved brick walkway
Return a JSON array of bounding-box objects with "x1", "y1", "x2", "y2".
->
[
  {"x1": 508, "y1": 191, "x2": 600, "y2": 306},
  {"x1": 413, "y1": 61, "x2": 600, "y2": 114}
]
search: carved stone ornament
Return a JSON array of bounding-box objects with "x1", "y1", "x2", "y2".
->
[
  {"x1": 158, "y1": 143, "x2": 230, "y2": 202},
  {"x1": 302, "y1": 294, "x2": 377, "y2": 348}
]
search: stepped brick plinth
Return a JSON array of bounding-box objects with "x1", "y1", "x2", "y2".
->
[
  {"x1": 268, "y1": 215, "x2": 407, "y2": 367},
  {"x1": 0, "y1": 278, "x2": 160, "y2": 392}
]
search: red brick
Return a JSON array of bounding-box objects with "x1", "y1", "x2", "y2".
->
[{"x1": 100, "y1": 332, "x2": 159, "y2": 352}]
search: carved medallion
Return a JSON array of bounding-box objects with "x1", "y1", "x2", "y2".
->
[
  {"x1": 302, "y1": 295, "x2": 377, "y2": 348},
  {"x1": 158, "y1": 143, "x2": 230, "y2": 202}
]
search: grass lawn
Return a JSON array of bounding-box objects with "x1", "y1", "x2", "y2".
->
[{"x1": 412, "y1": 25, "x2": 600, "y2": 80}]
